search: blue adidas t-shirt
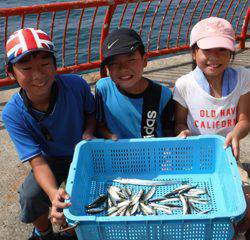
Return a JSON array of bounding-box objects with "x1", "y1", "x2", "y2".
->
[
  {"x1": 95, "y1": 77, "x2": 174, "y2": 138},
  {"x1": 2, "y1": 74, "x2": 95, "y2": 162}
]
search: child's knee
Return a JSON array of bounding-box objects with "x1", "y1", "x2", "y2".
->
[
  {"x1": 236, "y1": 186, "x2": 250, "y2": 232},
  {"x1": 19, "y1": 187, "x2": 50, "y2": 223}
]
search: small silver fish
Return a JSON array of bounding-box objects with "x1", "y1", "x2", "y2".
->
[
  {"x1": 148, "y1": 197, "x2": 166, "y2": 203},
  {"x1": 121, "y1": 188, "x2": 130, "y2": 199},
  {"x1": 164, "y1": 203, "x2": 182, "y2": 210},
  {"x1": 113, "y1": 177, "x2": 182, "y2": 186},
  {"x1": 180, "y1": 194, "x2": 190, "y2": 215},
  {"x1": 107, "y1": 206, "x2": 118, "y2": 215},
  {"x1": 183, "y1": 193, "x2": 201, "y2": 198},
  {"x1": 125, "y1": 207, "x2": 132, "y2": 216},
  {"x1": 140, "y1": 202, "x2": 154, "y2": 215},
  {"x1": 110, "y1": 186, "x2": 122, "y2": 193},
  {"x1": 108, "y1": 210, "x2": 119, "y2": 216},
  {"x1": 159, "y1": 197, "x2": 180, "y2": 203},
  {"x1": 115, "y1": 205, "x2": 128, "y2": 215},
  {"x1": 108, "y1": 186, "x2": 122, "y2": 205},
  {"x1": 116, "y1": 191, "x2": 127, "y2": 200},
  {"x1": 189, "y1": 201, "x2": 202, "y2": 213},
  {"x1": 143, "y1": 186, "x2": 156, "y2": 201},
  {"x1": 107, "y1": 198, "x2": 113, "y2": 208},
  {"x1": 124, "y1": 188, "x2": 132, "y2": 197},
  {"x1": 119, "y1": 208, "x2": 127, "y2": 216},
  {"x1": 131, "y1": 189, "x2": 144, "y2": 205},
  {"x1": 198, "y1": 209, "x2": 212, "y2": 214},
  {"x1": 130, "y1": 201, "x2": 140, "y2": 215},
  {"x1": 85, "y1": 194, "x2": 107, "y2": 209},
  {"x1": 188, "y1": 197, "x2": 209, "y2": 204},
  {"x1": 188, "y1": 188, "x2": 210, "y2": 197},
  {"x1": 117, "y1": 199, "x2": 131, "y2": 208},
  {"x1": 86, "y1": 207, "x2": 106, "y2": 214},
  {"x1": 149, "y1": 203, "x2": 172, "y2": 214},
  {"x1": 179, "y1": 185, "x2": 197, "y2": 194},
  {"x1": 164, "y1": 184, "x2": 193, "y2": 198}
]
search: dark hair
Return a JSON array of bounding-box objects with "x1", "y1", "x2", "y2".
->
[
  {"x1": 191, "y1": 44, "x2": 235, "y2": 70},
  {"x1": 191, "y1": 44, "x2": 198, "y2": 70},
  {"x1": 7, "y1": 52, "x2": 57, "y2": 73},
  {"x1": 137, "y1": 44, "x2": 146, "y2": 57}
]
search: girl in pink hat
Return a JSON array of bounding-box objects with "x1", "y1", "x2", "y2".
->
[{"x1": 173, "y1": 16, "x2": 250, "y2": 237}]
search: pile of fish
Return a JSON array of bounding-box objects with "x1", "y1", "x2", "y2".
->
[{"x1": 85, "y1": 178, "x2": 212, "y2": 216}]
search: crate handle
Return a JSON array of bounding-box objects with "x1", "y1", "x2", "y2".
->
[{"x1": 58, "y1": 222, "x2": 79, "y2": 233}]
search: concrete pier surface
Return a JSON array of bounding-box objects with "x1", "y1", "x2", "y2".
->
[{"x1": 0, "y1": 43, "x2": 249, "y2": 240}]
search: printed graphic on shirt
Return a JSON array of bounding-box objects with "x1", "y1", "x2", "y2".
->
[
  {"x1": 142, "y1": 110, "x2": 157, "y2": 137},
  {"x1": 193, "y1": 107, "x2": 236, "y2": 130},
  {"x1": 141, "y1": 82, "x2": 161, "y2": 138}
]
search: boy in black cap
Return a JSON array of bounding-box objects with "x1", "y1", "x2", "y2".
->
[{"x1": 96, "y1": 28, "x2": 174, "y2": 139}]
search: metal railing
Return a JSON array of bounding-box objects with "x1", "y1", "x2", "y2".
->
[{"x1": 0, "y1": 0, "x2": 249, "y2": 87}]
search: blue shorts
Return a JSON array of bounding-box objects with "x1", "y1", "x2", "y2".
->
[{"x1": 18, "y1": 157, "x2": 71, "y2": 223}]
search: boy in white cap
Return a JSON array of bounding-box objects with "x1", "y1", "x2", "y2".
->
[
  {"x1": 173, "y1": 17, "x2": 250, "y2": 236},
  {"x1": 2, "y1": 28, "x2": 96, "y2": 239}
]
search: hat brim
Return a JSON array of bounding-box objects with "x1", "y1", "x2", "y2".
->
[
  {"x1": 197, "y1": 36, "x2": 235, "y2": 51},
  {"x1": 101, "y1": 43, "x2": 142, "y2": 68},
  {"x1": 101, "y1": 50, "x2": 129, "y2": 69},
  {"x1": 9, "y1": 48, "x2": 55, "y2": 64}
]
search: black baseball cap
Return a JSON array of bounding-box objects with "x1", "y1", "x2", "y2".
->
[{"x1": 101, "y1": 28, "x2": 145, "y2": 68}]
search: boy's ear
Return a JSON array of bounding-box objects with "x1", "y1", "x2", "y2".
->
[
  {"x1": 7, "y1": 70, "x2": 16, "y2": 81},
  {"x1": 192, "y1": 51, "x2": 196, "y2": 61}
]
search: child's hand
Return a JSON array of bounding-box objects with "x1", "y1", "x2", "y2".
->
[
  {"x1": 224, "y1": 131, "x2": 240, "y2": 160},
  {"x1": 108, "y1": 134, "x2": 118, "y2": 141},
  {"x1": 51, "y1": 188, "x2": 71, "y2": 226},
  {"x1": 177, "y1": 130, "x2": 191, "y2": 138},
  {"x1": 82, "y1": 132, "x2": 96, "y2": 140}
]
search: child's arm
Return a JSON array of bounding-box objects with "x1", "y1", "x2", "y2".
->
[
  {"x1": 82, "y1": 112, "x2": 97, "y2": 140},
  {"x1": 224, "y1": 92, "x2": 250, "y2": 159},
  {"x1": 30, "y1": 156, "x2": 73, "y2": 226},
  {"x1": 175, "y1": 101, "x2": 192, "y2": 138},
  {"x1": 30, "y1": 155, "x2": 61, "y2": 203}
]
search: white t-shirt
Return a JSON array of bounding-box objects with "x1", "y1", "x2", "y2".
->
[{"x1": 173, "y1": 67, "x2": 250, "y2": 137}]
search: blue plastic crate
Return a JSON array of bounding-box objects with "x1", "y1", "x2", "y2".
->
[{"x1": 64, "y1": 135, "x2": 246, "y2": 240}]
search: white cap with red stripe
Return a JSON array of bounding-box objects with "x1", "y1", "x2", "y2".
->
[{"x1": 6, "y1": 28, "x2": 55, "y2": 64}]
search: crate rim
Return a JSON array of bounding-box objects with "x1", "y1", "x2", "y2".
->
[{"x1": 64, "y1": 135, "x2": 246, "y2": 225}]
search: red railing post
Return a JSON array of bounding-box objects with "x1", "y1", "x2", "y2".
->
[
  {"x1": 239, "y1": 7, "x2": 250, "y2": 49},
  {"x1": 100, "y1": 2, "x2": 117, "y2": 78}
]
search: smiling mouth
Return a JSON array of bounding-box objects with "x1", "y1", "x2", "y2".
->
[
  {"x1": 207, "y1": 64, "x2": 221, "y2": 68},
  {"x1": 33, "y1": 82, "x2": 47, "y2": 87},
  {"x1": 119, "y1": 75, "x2": 133, "y2": 80}
]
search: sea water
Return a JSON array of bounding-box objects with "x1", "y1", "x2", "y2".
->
[{"x1": 0, "y1": 0, "x2": 247, "y2": 78}]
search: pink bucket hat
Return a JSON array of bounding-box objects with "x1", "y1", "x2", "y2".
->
[{"x1": 190, "y1": 17, "x2": 235, "y2": 51}]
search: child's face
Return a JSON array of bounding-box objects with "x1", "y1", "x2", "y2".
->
[
  {"x1": 193, "y1": 48, "x2": 231, "y2": 81},
  {"x1": 107, "y1": 49, "x2": 147, "y2": 93},
  {"x1": 11, "y1": 51, "x2": 56, "y2": 98}
]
